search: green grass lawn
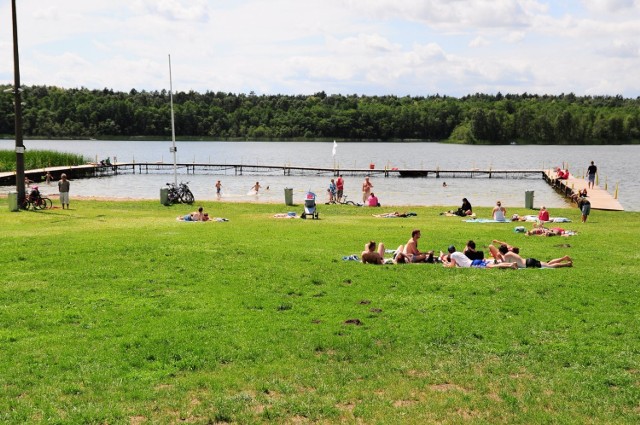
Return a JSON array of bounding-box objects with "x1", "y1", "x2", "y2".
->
[{"x1": 1, "y1": 198, "x2": 639, "y2": 424}]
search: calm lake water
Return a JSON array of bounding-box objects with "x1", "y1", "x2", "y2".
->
[{"x1": 2, "y1": 140, "x2": 639, "y2": 211}]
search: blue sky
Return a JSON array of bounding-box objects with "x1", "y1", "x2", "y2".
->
[{"x1": 2, "y1": 0, "x2": 640, "y2": 97}]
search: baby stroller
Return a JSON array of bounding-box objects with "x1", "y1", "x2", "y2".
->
[{"x1": 301, "y1": 191, "x2": 319, "y2": 219}]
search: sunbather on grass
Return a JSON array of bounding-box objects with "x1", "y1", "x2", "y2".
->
[
  {"x1": 497, "y1": 244, "x2": 573, "y2": 268},
  {"x1": 362, "y1": 241, "x2": 410, "y2": 264}
]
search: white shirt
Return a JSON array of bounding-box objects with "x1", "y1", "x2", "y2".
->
[{"x1": 450, "y1": 251, "x2": 472, "y2": 268}]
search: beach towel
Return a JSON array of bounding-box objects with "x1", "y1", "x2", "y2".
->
[
  {"x1": 373, "y1": 212, "x2": 417, "y2": 218},
  {"x1": 465, "y1": 218, "x2": 510, "y2": 223},
  {"x1": 273, "y1": 212, "x2": 299, "y2": 219},
  {"x1": 176, "y1": 217, "x2": 228, "y2": 222},
  {"x1": 443, "y1": 212, "x2": 476, "y2": 218},
  {"x1": 342, "y1": 255, "x2": 360, "y2": 261}
]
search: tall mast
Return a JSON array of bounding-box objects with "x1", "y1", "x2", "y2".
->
[{"x1": 169, "y1": 54, "x2": 177, "y2": 185}]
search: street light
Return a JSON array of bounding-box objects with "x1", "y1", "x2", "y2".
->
[{"x1": 11, "y1": 0, "x2": 26, "y2": 206}]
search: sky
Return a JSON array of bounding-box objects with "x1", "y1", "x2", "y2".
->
[{"x1": 1, "y1": 0, "x2": 640, "y2": 97}]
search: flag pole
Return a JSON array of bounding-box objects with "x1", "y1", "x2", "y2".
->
[{"x1": 169, "y1": 54, "x2": 177, "y2": 186}]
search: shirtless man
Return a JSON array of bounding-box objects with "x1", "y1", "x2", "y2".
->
[
  {"x1": 362, "y1": 241, "x2": 410, "y2": 264},
  {"x1": 362, "y1": 241, "x2": 385, "y2": 264},
  {"x1": 497, "y1": 244, "x2": 573, "y2": 268},
  {"x1": 362, "y1": 176, "x2": 373, "y2": 203},
  {"x1": 179, "y1": 206, "x2": 206, "y2": 221},
  {"x1": 403, "y1": 229, "x2": 432, "y2": 263}
]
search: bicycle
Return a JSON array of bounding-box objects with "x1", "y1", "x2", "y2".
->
[
  {"x1": 325, "y1": 194, "x2": 360, "y2": 206},
  {"x1": 21, "y1": 187, "x2": 53, "y2": 210},
  {"x1": 166, "y1": 182, "x2": 195, "y2": 205}
]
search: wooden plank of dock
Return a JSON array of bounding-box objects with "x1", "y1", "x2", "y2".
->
[{"x1": 543, "y1": 169, "x2": 623, "y2": 211}]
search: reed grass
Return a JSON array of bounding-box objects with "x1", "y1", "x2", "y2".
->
[
  {"x1": 0, "y1": 199, "x2": 638, "y2": 423},
  {"x1": 0, "y1": 149, "x2": 88, "y2": 172}
]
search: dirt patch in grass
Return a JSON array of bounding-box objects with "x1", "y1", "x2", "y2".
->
[
  {"x1": 430, "y1": 383, "x2": 468, "y2": 393},
  {"x1": 393, "y1": 399, "x2": 417, "y2": 407}
]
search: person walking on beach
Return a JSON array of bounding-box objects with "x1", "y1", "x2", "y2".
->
[
  {"x1": 336, "y1": 175, "x2": 344, "y2": 202},
  {"x1": 251, "y1": 182, "x2": 262, "y2": 195},
  {"x1": 327, "y1": 178, "x2": 337, "y2": 203},
  {"x1": 362, "y1": 176, "x2": 373, "y2": 203},
  {"x1": 215, "y1": 180, "x2": 222, "y2": 199},
  {"x1": 58, "y1": 173, "x2": 70, "y2": 209},
  {"x1": 587, "y1": 161, "x2": 597, "y2": 189}
]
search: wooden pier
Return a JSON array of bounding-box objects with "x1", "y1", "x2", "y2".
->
[
  {"x1": 0, "y1": 162, "x2": 548, "y2": 183},
  {"x1": 543, "y1": 169, "x2": 623, "y2": 211},
  {"x1": 0, "y1": 162, "x2": 624, "y2": 211}
]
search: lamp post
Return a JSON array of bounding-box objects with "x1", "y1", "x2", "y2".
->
[{"x1": 11, "y1": 0, "x2": 26, "y2": 206}]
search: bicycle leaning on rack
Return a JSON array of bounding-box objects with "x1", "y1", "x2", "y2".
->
[
  {"x1": 21, "y1": 186, "x2": 53, "y2": 210},
  {"x1": 166, "y1": 181, "x2": 195, "y2": 205}
]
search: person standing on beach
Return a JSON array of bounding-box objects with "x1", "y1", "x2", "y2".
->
[
  {"x1": 587, "y1": 161, "x2": 597, "y2": 189},
  {"x1": 362, "y1": 176, "x2": 373, "y2": 203},
  {"x1": 58, "y1": 173, "x2": 70, "y2": 209},
  {"x1": 336, "y1": 175, "x2": 344, "y2": 202},
  {"x1": 215, "y1": 180, "x2": 222, "y2": 199}
]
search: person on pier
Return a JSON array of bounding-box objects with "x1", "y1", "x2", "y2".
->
[{"x1": 587, "y1": 161, "x2": 597, "y2": 189}]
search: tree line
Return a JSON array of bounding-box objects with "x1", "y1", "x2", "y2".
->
[{"x1": 1, "y1": 85, "x2": 639, "y2": 144}]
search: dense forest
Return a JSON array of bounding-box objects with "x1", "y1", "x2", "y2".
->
[{"x1": 1, "y1": 85, "x2": 639, "y2": 144}]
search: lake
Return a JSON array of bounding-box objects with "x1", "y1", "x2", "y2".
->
[{"x1": 1, "y1": 140, "x2": 639, "y2": 211}]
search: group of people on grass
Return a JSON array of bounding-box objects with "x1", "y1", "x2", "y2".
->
[{"x1": 361, "y1": 229, "x2": 573, "y2": 269}]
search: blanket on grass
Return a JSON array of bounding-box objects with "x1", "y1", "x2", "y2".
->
[
  {"x1": 273, "y1": 212, "x2": 299, "y2": 219},
  {"x1": 520, "y1": 215, "x2": 571, "y2": 223},
  {"x1": 465, "y1": 218, "x2": 509, "y2": 223},
  {"x1": 176, "y1": 217, "x2": 228, "y2": 222},
  {"x1": 373, "y1": 212, "x2": 417, "y2": 218}
]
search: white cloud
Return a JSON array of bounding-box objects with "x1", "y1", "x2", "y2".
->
[
  {"x1": 469, "y1": 37, "x2": 490, "y2": 48},
  {"x1": 1, "y1": 0, "x2": 640, "y2": 97},
  {"x1": 131, "y1": 0, "x2": 210, "y2": 22}
]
